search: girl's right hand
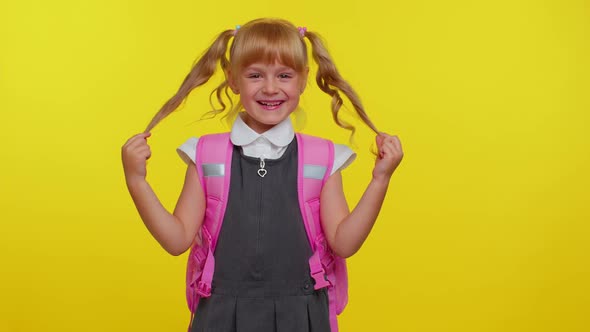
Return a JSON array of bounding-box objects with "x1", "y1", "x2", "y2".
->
[{"x1": 122, "y1": 132, "x2": 152, "y2": 184}]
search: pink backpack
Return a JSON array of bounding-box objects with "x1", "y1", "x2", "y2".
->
[{"x1": 185, "y1": 132, "x2": 348, "y2": 332}]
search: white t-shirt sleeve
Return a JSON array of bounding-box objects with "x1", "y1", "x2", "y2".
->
[
  {"x1": 331, "y1": 144, "x2": 356, "y2": 175},
  {"x1": 176, "y1": 137, "x2": 200, "y2": 165}
]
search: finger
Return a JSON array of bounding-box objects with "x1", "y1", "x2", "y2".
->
[
  {"x1": 379, "y1": 132, "x2": 397, "y2": 146},
  {"x1": 375, "y1": 134, "x2": 384, "y2": 148},
  {"x1": 123, "y1": 143, "x2": 151, "y2": 164},
  {"x1": 379, "y1": 143, "x2": 396, "y2": 159},
  {"x1": 124, "y1": 134, "x2": 152, "y2": 151},
  {"x1": 379, "y1": 135, "x2": 402, "y2": 154},
  {"x1": 131, "y1": 145, "x2": 152, "y2": 158},
  {"x1": 375, "y1": 134, "x2": 387, "y2": 156},
  {"x1": 390, "y1": 135, "x2": 402, "y2": 151},
  {"x1": 124, "y1": 132, "x2": 149, "y2": 145},
  {"x1": 123, "y1": 142, "x2": 147, "y2": 156},
  {"x1": 123, "y1": 132, "x2": 151, "y2": 147}
]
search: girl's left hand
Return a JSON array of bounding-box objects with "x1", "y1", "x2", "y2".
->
[{"x1": 373, "y1": 133, "x2": 403, "y2": 182}]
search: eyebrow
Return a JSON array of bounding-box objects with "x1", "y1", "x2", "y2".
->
[{"x1": 244, "y1": 65, "x2": 296, "y2": 72}]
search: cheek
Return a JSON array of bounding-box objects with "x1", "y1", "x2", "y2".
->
[
  {"x1": 243, "y1": 83, "x2": 260, "y2": 94},
  {"x1": 285, "y1": 83, "x2": 301, "y2": 96},
  {"x1": 297, "y1": 81, "x2": 306, "y2": 94}
]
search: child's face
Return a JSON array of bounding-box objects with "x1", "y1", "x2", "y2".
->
[{"x1": 230, "y1": 61, "x2": 307, "y2": 134}]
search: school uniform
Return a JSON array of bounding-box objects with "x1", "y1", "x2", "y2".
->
[{"x1": 177, "y1": 114, "x2": 354, "y2": 332}]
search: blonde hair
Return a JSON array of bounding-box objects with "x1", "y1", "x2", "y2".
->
[{"x1": 145, "y1": 18, "x2": 378, "y2": 136}]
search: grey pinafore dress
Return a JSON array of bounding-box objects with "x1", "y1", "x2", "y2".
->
[{"x1": 191, "y1": 139, "x2": 331, "y2": 332}]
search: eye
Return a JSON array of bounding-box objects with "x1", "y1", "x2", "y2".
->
[
  {"x1": 278, "y1": 73, "x2": 293, "y2": 79},
  {"x1": 247, "y1": 73, "x2": 261, "y2": 79}
]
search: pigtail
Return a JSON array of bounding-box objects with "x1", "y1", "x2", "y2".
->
[
  {"x1": 203, "y1": 81, "x2": 232, "y2": 120},
  {"x1": 305, "y1": 31, "x2": 379, "y2": 136},
  {"x1": 144, "y1": 29, "x2": 235, "y2": 132}
]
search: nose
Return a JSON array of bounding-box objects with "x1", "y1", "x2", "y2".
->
[{"x1": 262, "y1": 78, "x2": 279, "y2": 94}]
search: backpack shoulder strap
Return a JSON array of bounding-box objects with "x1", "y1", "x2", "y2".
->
[
  {"x1": 190, "y1": 132, "x2": 232, "y2": 299},
  {"x1": 195, "y1": 132, "x2": 233, "y2": 250},
  {"x1": 295, "y1": 133, "x2": 334, "y2": 287},
  {"x1": 297, "y1": 133, "x2": 348, "y2": 332}
]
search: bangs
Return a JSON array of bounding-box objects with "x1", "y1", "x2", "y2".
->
[{"x1": 230, "y1": 19, "x2": 308, "y2": 73}]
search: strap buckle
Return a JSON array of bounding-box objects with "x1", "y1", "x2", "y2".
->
[{"x1": 310, "y1": 265, "x2": 332, "y2": 289}]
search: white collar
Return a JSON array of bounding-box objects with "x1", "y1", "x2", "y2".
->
[{"x1": 230, "y1": 113, "x2": 295, "y2": 147}]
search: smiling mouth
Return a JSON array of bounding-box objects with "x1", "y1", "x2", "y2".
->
[
  {"x1": 257, "y1": 100, "x2": 284, "y2": 110},
  {"x1": 258, "y1": 101, "x2": 284, "y2": 106}
]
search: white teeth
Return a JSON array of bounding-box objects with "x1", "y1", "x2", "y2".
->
[{"x1": 260, "y1": 101, "x2": 281, "y2": 106}]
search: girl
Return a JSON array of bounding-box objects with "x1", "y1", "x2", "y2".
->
[{"x1": 122, "y1": 18, "x2": 403, "y2": 332}]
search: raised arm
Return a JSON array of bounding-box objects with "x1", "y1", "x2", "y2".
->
[
  {"x1": 320, "y1": 133, "x2": 403, "y2": 258},
  {"x1": 122, "y1": 133, "x2": 205, "y2": 256}
]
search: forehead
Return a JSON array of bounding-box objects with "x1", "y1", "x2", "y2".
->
[
  {"x1": 243, "y1": 62, "x2": 297, "y2": 72},
  {"x1": 230, "y1": 26, "x2": 308, "y2": 74}
]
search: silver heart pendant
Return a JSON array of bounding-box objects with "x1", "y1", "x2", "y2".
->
[{"x1": 257, "y1": 169, "x2": 267, "y2": 178}]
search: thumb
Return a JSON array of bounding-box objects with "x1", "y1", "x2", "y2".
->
[{"x1": 375, "y1": 134, "x2": 383, "y2": 147}]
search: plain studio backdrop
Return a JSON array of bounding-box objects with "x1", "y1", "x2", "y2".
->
[{"x1": 0, "y1": 0, "x2": 588, "y2": 331}]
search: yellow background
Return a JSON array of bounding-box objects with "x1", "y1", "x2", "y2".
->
[{"x1": 1, "y1": 0, "x2": 589, "y2": 331}]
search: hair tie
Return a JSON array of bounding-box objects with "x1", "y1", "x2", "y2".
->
[
  {"x1": 297, "y1": 26, "x2": 307, "y2": 38},
  {"x1": 233, "y1": 25, "x2": 241, "y2": 36}
]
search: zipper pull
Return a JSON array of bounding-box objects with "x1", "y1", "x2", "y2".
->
[{"x1": 257, "y1": 157, "x2": 267, "y2": 178}]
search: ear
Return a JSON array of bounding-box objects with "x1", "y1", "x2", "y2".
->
[
  {"x1": 299, "y1": 67, "x2": 310, "y2": 94},
  {"x1": 226, "y1": 69, "x2": 240, "y2": 94}
]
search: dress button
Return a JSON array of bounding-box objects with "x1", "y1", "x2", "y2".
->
[{"x1": 304, "y1": 283, "x2": 310, "y2": 290}]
